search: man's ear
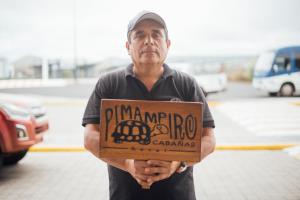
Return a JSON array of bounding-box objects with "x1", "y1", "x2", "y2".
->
[
  {"x1": 166, "y1": 39, "x2": 171, "y2": 49},
  {"x1": 126, "y1": 41, "x2": 130, "y2": 55}
]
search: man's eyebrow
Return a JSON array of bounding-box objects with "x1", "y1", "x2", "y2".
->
[
  {"x1": 133, "y1": 29, "x2": 163, "y2": 35},
  {"x1": 152, "y1": 29, "x2": 162, "y2": 34},
  {"x1": 133, "y1": 30, "x2": 144, "y2": 35}
]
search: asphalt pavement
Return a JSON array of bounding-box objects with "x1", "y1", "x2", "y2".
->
[
  {"x1": 1, "y1": 81, "x2": 300, "y2": 200},
  {"x1": 1, "y1": 151, "x2": 300, "y2": 200}
]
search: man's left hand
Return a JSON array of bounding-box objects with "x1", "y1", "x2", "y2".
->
[{"x1": 144, "y1": 160, "x2": 180, "y2": 184}]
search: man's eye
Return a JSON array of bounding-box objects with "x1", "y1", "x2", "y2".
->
[
  {"x1": 135, "y1": 34, "x2": 144, "y2": 39},
  {"x1": 152, "y1": 33, "x2": 162, "y2": 39}
]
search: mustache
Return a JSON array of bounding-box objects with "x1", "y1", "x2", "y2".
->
[{"x1": 140, "y1": 48, "x2": 158, "y2": 54}]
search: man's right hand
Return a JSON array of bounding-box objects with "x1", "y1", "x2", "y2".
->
[{"x1": 125, "y1": 159, "x2": 154, "y2": 189}]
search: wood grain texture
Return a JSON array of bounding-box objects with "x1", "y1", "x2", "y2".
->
[{"x1": 99, "y1": 99, "x2": 203, "y2": 162}]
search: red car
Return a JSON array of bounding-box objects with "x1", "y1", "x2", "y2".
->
[{"x1": 0, "y1": 94, "x2": 49, "y2": 165}]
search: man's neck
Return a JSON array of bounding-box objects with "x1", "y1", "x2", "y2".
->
[
  {"x1": 133, "y1": 63, "x2": 164, "y2": 80},
  {"x1": 133, "y1": 63, "x2": 164, "y2": 91}
]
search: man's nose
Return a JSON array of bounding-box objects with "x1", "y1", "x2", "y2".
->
[{"x1": 144, "y1": 35, "x2": 154, "y2": 45}]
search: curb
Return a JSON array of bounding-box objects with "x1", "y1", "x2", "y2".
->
[
  {"x1": 29, "y1": 147, "x2": 86, "y2": 152},
  {"x1": 29, "y1": 144, "x2": 299, "y2": 152},
  {"x1": 291, "y1": 102, "x2": 300, "y2": 106},
  {"x1": 208, "y1": 101, "x2": 221, "y2": 107},
  {"x1": 215, "y1": 144, "x2": 297, "y2": 150}
]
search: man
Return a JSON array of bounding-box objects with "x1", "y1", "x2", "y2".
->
[{"x1": 83, "y1": 10, "x2": 215, "y2": 200}]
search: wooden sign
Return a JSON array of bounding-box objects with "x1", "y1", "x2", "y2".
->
[{"x1": 99, "y1": 99, "x2": 203, "y2": 162}]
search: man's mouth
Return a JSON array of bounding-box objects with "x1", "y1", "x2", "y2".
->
[{"x1": 141, "y1": 50, "x2": 157, "y2": 54}]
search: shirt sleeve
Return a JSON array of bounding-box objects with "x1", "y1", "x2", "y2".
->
[
  {"x1": 189, "y1": 78, "x2": 215, "y2": 128},
  {"x1": 82, "y1": 76, "x2": 111, "y2": 127}
]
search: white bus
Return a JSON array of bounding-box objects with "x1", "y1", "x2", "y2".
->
[{"x1": 252, "y1": 46, "x2": 300, "y2": 96}]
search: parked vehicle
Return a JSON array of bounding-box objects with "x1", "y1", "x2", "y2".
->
[
  {"x1": 252, "y1": 46, "x2": 300, "y2": 96},
  {"x1": 0, "y1": 93, "x2": 49, "y2": 134},
  {"x1": 0, "y1": 94, "x2": 49, "y2": 166},
  {"x1": 171, "y1": 62, "x2": 227, "y2": 96}
]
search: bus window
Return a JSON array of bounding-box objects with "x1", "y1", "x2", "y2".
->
[
  {"x1": 255, "y1": 52, "x2": 275, "y2": 71},
  {"x1": 295, "y1": 53, "x2": 300, "y2": 70},
  {"x1": 273, "y1": 55, "x2": 291, "y2": 73}
]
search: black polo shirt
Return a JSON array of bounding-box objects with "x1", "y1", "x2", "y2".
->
[{"x1": 82, "y1": 63, "x2": 215, "y2": 200}]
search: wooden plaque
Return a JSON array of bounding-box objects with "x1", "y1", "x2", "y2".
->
[{"x1": 99, "y1": 99, "x2": 203, "y2": 162}]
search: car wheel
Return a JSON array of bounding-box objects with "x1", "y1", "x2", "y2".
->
[
  {"x1": 279, "y1": 83, "x2": 294, "y2": 97},
  {"x1": 268, "y1": 92, "x2": 278, "y2": 97},
  {"x1": 3, "y1": 150, "x2": 28, "y2": 165},
  {"x1": 0, "y1": 154, "x2": 3, "y2": 168}
]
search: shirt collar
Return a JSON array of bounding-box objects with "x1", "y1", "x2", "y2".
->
[{"x1": 125, "y1": 63, "x2": 174, "y2": 79}]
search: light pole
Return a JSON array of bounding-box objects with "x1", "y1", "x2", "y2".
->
[{"x1": 73, "y1": 0, "x2": 78, "y2": 81}]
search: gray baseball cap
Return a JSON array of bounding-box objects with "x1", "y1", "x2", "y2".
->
[{"x1": 127, "y1": 10, "x2": 168, "y2": 41}]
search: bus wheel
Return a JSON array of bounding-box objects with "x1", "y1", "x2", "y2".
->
[
  {"x1": 279, "y1": 83, "x2": 294, "y2": 97},
  {"x1": 268, "y1": 92, "x2": 278, "y2": 97}
]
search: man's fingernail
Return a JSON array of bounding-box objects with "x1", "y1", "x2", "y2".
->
[{"x1": 145, "y1": 168, "x2": 149, "y2": 172}]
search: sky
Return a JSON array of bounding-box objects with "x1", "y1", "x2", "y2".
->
[{"x1": 0, "y1": 0, "x2": 300, "y2": 62}]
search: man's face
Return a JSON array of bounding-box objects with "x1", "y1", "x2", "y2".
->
[{"x1": 126, "y1": 20, "x2": 170, "y2": 66}]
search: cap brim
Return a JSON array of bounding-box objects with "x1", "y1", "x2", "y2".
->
[{"x1": 133, "y1": 13, "x2": 166, "y2": 30}]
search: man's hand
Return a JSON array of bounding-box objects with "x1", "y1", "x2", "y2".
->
[
  {"x1": 144, "y1": 160, "x2": 181, "y2": 184},
  {"x1": 85, "y1": 124, "x2": 215, "y2": 190},
  {"x1": 125, "y1": 159, "x2": 156, "y2": 189}
]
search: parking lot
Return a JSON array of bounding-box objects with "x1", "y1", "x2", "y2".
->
[
  {"x1": 1, "y1": 151, "x2": 300, "y2": 200},
  {"x1": 1, "y1": 81, "x2": 300, "y2": 200}
]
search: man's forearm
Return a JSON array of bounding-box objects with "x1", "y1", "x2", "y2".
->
[
  {"x1": 187, "y1": 128, "x2": 215, "y2": 166},
  {"x1": 101, "y1": 158, "x2": 130, "y2": 171},
  {"x1": 200, "y1": 134, "x2": 216, "y2": 161},
  {"x1": 84, "y1": 128, "x2": 130, "y2": 172}
]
